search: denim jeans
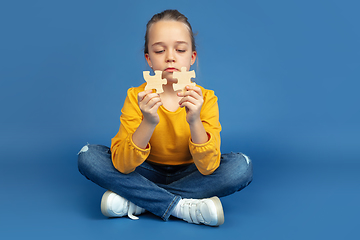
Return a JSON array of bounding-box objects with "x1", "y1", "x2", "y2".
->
[{"x1": 78, "y1": 144, "x2": 253, "y2": 220}]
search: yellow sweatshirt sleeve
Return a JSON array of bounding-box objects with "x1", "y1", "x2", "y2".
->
[
  {"x1": 111, "y1": 86, "x2": 150, "y2": 174},
  {"x1": 189, "y1": 89, "x2": 222, "y2": 175}
]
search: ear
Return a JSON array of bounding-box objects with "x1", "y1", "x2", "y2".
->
[
  {"x1": 191, "y1": 51, "x2": 197, "y2": 65},
  {"x1": 145, "y1": 53, "x2": 152, "y2": 68}
]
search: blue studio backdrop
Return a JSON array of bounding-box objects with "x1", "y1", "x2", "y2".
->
[{"x1": 1, "y1": 0, "x2": 359, "y2": 239}]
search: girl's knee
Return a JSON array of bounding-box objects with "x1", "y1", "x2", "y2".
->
[
  {"x1": 78, "y1": 144, "x2": 109, "y2": 158},
  {"x1": 77, "y1": 144, "x2": 111, "y2": 174},
  {"x1": 220, "y1": 152, "x2": 253, "y2": 191},
  {"x1": 221, "y1": 152, "x2": 251, "y2": 169},
  {"x1": 237, "y1": 153, "x2": 253, "y2": 183},
  {"x1": 78, "y1": 144, "x2": 93, "y2": 176},
  {"x1": 78, "y1": 144, "x2": 95, "y2": 166},
  {"x1": 240, "y1": 153, "x2": 253, "y2": 182}
]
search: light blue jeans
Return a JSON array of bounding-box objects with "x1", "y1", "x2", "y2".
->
[{"x1": 78, "y1": 144, "x2": 253, "y2": 220}]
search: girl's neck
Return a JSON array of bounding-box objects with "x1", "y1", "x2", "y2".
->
[
  {"x1": 161, "y1": 83, "x2": 178, "y2": 96},
  {"x1": 159, "y1": 83, "x2": 182, "y2": 112}
]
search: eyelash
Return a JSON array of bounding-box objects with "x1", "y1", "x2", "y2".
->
[{"x1": 154, "y1": 49, "x2": 186, "y2": 54}]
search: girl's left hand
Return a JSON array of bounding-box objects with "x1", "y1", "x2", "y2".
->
[{"x1": 178, "y1": 85, "x2": 204, "y2": 125}]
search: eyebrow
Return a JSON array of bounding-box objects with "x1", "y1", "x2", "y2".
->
[{"x1": 151, "y1": 41, "x2": 189, "y2": 47}]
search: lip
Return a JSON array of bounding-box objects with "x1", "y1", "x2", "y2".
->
[{"x1": 164, "y1": 68, "x2": 179, "y2": 73}]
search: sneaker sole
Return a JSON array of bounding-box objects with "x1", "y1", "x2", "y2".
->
[{"x1": 209, "y1": 196, "x2": 225, "y2": 226}]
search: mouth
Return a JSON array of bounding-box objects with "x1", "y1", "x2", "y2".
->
[{"x1": 164, "y1": 68, "x2": 179, "y2": 73}]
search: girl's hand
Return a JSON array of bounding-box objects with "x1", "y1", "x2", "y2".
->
[
  {"x1": 178, "y1": 85, "x2": 204, "y2": 125},
  {"x1": 138, "y1": 90, "x2": 162, "y2": 125}
]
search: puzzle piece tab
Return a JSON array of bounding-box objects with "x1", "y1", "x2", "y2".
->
[
  {"x1": 143, "y1": 70, "x2": 167, "y2": 93},
  {"x1": 172, "y1": 67, "x2": 196, "y2": 92}
]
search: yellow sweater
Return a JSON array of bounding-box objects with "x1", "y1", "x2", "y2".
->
[{"x1": 111, "y1": 83, "x2": 221, "y2": 175}]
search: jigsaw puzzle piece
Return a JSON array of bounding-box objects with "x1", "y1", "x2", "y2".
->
[
  {"x1": 143, "y1": 70, "x2": 167, "y2": 93},
  {"x1": 172, "y1": 67, "x2": 196, "y2": 92}
]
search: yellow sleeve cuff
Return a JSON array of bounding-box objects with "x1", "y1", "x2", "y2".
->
[
  {"x1": 128, "y1": 133, "x2": 151, "y2": 153},
  {"x1": 189, "y1": 132, "x2": 220, "y2": 175}
]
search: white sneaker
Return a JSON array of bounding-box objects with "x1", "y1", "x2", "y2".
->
[
  {"x1": 179, "y1": 197, "x2": 224, "y2": 226},
  {"x1": 100, "y1": 190, "x2": 145, "y2": 220}
]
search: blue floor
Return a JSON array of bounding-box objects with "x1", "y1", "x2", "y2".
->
[{"x1": 1, "y1": 144, "x2": 359, "y2": 239}]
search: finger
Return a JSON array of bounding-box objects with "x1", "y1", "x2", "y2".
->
[
  {"x1": 177, "y1": 91, "x2": 185, "y2": 97},
  {"x1": 178, "y1": 93, "x2": 202, "y2": 106},
  {"x1": 142, "y1": 93, "x2": 161, "y2": 105},
  {"x1": 179, "y1": 102, "x2": 197, "y2": 114},
  {"x1": 138, "y1": 90, "x2": 154, "y2": 102},
  {"x1": 179, "y1": 88, "x2": 203, "y2": 101},
  {"x1": 178, "y1": 91, "x2": 196, "y2": 101},
  {"x1": 179, "y1": 98, "x2": 196, "y2": 109},
  {"x1": 144, "y1": 95, "x2": 162, "y2": 110},
  {"x1": 149, "y1": 100, "x2": 163, "y2": 111},
  {"x1": 179, "y1": 90, "x2": 201, "y2": 103},
  {"x1": 185, "y1": 85, "x2": 203, "y2": 97},
  {"x1": 139, "y1": 95, "x2": 161, "y2": 113}
]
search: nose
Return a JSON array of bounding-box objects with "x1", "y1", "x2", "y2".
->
[{"x1": 166, "y1": 50, "x2": 175, "y2": 63}]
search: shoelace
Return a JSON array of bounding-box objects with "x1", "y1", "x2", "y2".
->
[{"x1": 127, "y1": 202, "x2": 144, "y2": 220}]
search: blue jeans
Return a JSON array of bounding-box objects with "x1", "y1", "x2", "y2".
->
[{"x1": 78, "y1": 144, "x2": 253, "y2": 220}]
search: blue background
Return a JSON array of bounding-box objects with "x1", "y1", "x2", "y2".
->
[{"x1": 1, "y1": 0, "x2": 359, "y2": 239}]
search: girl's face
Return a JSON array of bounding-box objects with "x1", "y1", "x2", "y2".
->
[{"x1": 145, "y1": 20, "x2": 197, "y2": 83}]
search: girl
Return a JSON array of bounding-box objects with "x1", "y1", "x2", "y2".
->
[{"x1": 78, "y1": 9, "x2": 253, "y2": 226}]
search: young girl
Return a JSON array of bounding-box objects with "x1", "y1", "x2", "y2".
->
[{"x1": 78, "y1": 9, "x2": 252, "y2": 226}]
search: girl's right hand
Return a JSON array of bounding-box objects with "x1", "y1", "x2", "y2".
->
[{"x1": 137, "y1": 90, "x2": 163, "y2": 125}]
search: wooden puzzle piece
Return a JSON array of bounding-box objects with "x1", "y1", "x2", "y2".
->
[
  {"x1": 172, "y1": 67, "x2": 196, "y2": 92},
  {"x1": 143, "y1": 70, "x2": 167, "y2": 93}
]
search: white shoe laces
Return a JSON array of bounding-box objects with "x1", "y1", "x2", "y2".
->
[{"x1": 127, "y1": 202, "x2": 145, "y2": 220}]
